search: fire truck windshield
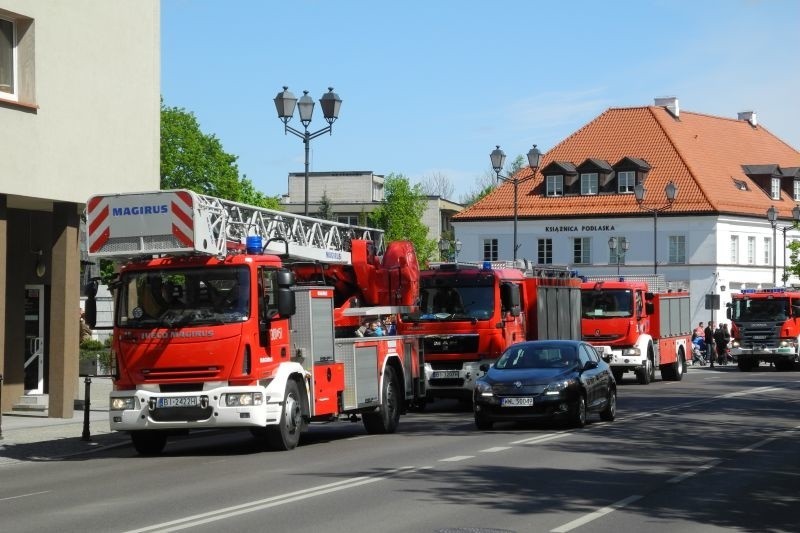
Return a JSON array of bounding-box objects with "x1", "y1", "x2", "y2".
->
[
  {"x1": 581, "y1": 289, "x2": 633, "y2": 318},
  {"x1": 407, "y1": 285, "x2": 494, "y2": 321},
  {"x1": 730, "y1": 298, "x2": 790, "y2": 322},
  {"x1": 117, "y1": 266, "x2": 250, "y2": 328}
]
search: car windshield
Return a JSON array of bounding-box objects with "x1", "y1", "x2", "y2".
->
[
  {"x1": 731, "y1": 297, "x2": 790, "y2": 321},
  {"x1": 404, "y1": 285, "x2": 494, "y2": 321},
  {"x1": 495, "y1": 345, "x2": 578, "y2": 370},
  {"x1": 117, "y1": 266, "x2": 250, "y2": 328},
  {"x1": 581, "y1": 289, "x2": 633, "y2": 318}
]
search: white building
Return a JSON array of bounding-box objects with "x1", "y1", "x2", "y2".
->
[
  {"x1": 0, "y1": 1, "x2": 160, "y2": 416},
  {"x1": 453, "y1": 98, "x2": 800, "y2": 327}
]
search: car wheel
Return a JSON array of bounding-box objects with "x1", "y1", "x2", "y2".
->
[
  {"x1": 599, "y1": 389, "x2": 616, "y2": 422},
  {"x1": 474, "y1": 412, "x2": 493, "y2": 430},
  {"x1": 570, "y1": 395, "x2": 587, "y2": 428}
]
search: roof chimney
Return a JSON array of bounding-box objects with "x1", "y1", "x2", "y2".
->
[
  {"x1": 654, "y1": 96, "x2": 679, "y2": 118},
  {"x1": 738, "y1": 111, "x2": 757, "y2": 127}
]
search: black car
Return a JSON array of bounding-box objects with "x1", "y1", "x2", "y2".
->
[{"x1": 473, "y1": 339, "x2": 616, "y2": 429}]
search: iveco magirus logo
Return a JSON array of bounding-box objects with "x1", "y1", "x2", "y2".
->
[
  {"x1": 595, "y1": 329, "x2": 601, "y2": 336},
  {"x1": 514, "y1": 381, "x2": 522, "y2": 388}
]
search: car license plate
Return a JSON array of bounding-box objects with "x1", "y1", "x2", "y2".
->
[
  {"x1": 501, "y1": 397, "x2": 534, "y2": 407},
  {"x1": 432, "y1": 370, "x2": 460, "y2": 379},
  {"x1": 157, "y1": 396, "x2": 198, "y2": 408}
]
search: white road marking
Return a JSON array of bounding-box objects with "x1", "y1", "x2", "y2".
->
[
  {"x1": 511, "y1": 432, "x2": 569, "y2": 445},
  {"x1": 667, "y1": 459, "x2": 722, "y2": 484},
  {"x1": 0, "y1": 490, "x2": 51, "y2": 502},
  {"x1": 439, "y1": 455, "x2": 474, "y2": 462},
  {"x1": 737, "y1": 437, "x2": 777, "y2": 453},
  {"x1": 550, "y1": 494, "x2": 643, "y2": 532},
  {"x1": 480, "y1": 446, "x2": 511, "y2": 453}
]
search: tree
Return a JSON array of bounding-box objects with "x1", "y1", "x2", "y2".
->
[
  {"x1": 419, "y1": 171, "x2": 455, "y2": 200},
  {"x1": 459, "y1": 169, "x2": 497, "y2": 206},
  {"x1": 370, "y1": 174, "x2": 437, "y2": 266},
  {"x1": 160, "y1": 100, "x2": 280, "y2": 209},
  {"x1": 316, "y1": 190, "x2": 335, "y2": 220}
]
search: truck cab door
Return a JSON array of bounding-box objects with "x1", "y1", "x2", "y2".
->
[{"x1": 500, "y1": 282, "x2": 523, "y2": 344}]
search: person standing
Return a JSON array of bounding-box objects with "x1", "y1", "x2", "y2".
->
[
  {"x1": 714, "y1": 323, "x2": 731, "y2": 365},
  {"x1": 693, "y1": 322, "x2": 705, "y2": 340},
  {"x1": 704, "y1": 321, "x2": 716, "y2": 368}
]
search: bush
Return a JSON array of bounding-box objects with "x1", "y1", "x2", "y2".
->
[{"x1": 80, "y1": 338, "x2": 104, "y2": 351}]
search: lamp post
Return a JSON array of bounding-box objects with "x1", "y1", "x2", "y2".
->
[
  {"x1": 634, "y1": 181, "x2": 677, "y2": 275},
  {"x1": 766, "y1": 205, "x2": 800, "y2": 285},
  {"x1": 608, "y1": 236, "x2": 629, "y2": 276},
  {"x1": 274, "y1": 86, "x2": 342, "y2": 216},
  {"x1": 438, "y1": 237, "x2": 462, "y2": 262},
  {"x1": 490, "y1": 144, "x2": 543, "y2": 262}
]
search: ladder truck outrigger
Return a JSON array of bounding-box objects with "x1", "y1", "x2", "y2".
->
[{"x1": 85, "y1": 189, "x2": 426, "y2": 455}]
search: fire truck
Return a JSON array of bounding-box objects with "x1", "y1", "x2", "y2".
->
[
  {"x1": 396, "y1": 261, "x2": 581, "y2": 402},
  {"x1": 727, "y1": 288, "x2": 800, "y2": 371},
  {"x1": 581, "y1": 277, "x2": 691, "y2": 384},
  {"x1": 84, "y1": 189, "x2": 426, "y2": 455}
]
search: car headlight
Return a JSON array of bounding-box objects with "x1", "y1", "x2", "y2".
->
[
  {"x1": 110, "y1": 396, "x2": 136, "y2": 410},
  {"x1": 475, "y1": 381, "x2": 494, "y2": 397},
  {"x1": 225, "y1": 392, "x2": 263, "y2": 407},
  {"x1": 544, "y1": 380, "x2": 572, "y2": 396}
]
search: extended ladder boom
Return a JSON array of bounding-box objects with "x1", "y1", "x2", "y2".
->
[{"x1": 86, "y1": 189, "x2": 384, "y2": 264}]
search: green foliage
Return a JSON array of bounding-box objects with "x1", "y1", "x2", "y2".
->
[
  {"x1": 370, "y1": 174, "x2": 437, "y2": 265},
  {"x1": 786, "y1": 238, "x2": 800, "y2": 282},
  {"x1": 160, "y1": 100, "x2": 280, "y2": 209},
  {"x1": 80, "y1": 338, "x2": 104, "y2": 351},
  {"x1": 317, "y1": 190, "x2": 335, "y2": 220}
]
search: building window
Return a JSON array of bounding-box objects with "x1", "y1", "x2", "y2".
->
[
  {"x1": 580, "y1": 173, "x2": 598, "y2": 195},
  {"x1": 764, "y1": 237, "x2": 772, "y2": 265},
  {"x1": 573, "y1": 237, "x2": 590, "y2": 264},
  {"x1": 730, "y1": 235, "x2": 739, "y2": 264},
  {"x1": 747, "y1": 236, "x2": 756, "y2": 265},
  {"x1": 337, "y1": 215, "x2": 359, "y2": 226},
  {"x1": 483, "y1": 238, "x2": 498, "y2": 262},
  {"x1": 771, "y1": 177, "x2": 781, "y2": 200},
  {"x1": 546, "y1": 175, "x2": 563, "y2": 197},
  {"x1": 618, "y1": 171, "x2": 635, "y2": 193},
  {"x1": 538, "y1": 238, "x2": 552, "y2": 264},
  {"x1": 794, "y1": 179, "x2": 800, "y2": 201},
  {"x1": 0, "y1": 16, "x2": 15, "y2": 100},
  {"x1": 669, "y1": 235, "x2": 686, "y2": 264}
]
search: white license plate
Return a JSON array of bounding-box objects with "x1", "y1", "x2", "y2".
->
[
  {"x1": 501, "y1": 397, "x2": 534, "y2": 407},
  {"x1": 432, "y1": 370, "x2": 460, "y2": 379},
  {"x1": 157, "y1": 396, "x2": 198, "y2": 408}
]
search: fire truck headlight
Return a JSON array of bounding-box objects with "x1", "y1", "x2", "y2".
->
[
  {"x1": 732, "y1": 340, "x2": 740, "y2": 348},
  {"x1": 110, "y1": 397, "x2": 135, "y2": 411},
  {"x1": 225, "y1": 393, "x2": 263, "y2": 407},
  {"x1": 779, "y1": 340, "x2": 791, "y2": 348},
  {"x1": 475, "y1": 381, "x2": 494, "y2": 398},
  {"x1": 621, "y1": 347, "x2": 641, "y2": 357}
]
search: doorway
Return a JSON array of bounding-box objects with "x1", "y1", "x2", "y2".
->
[{"x1": 24, "y1": 284, "x2": 45, "y2": 394}]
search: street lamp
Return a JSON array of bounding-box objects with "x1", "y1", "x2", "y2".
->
[
  {"x1": 490, "y1": 144, "x2": 542, "y2": 262},
  {"x1": 438, "y1": 238, "x2": 462, "y2": 262},
  {"x1": 274, "y1": 86, "x2": 342, "y2": 216},
  {"x1": 607, "y1": 236, "x2": 629, "y2": 276},
  {"x1": 766, "y1": 205, "x2": 800, "y2": 285},
  {"x1": 634, "y1": 180, "x2": 677, "y2": 275}
]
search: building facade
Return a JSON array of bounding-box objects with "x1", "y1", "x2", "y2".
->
[
  {"x1": 453, "y1": 98, "x2": 800, "y2": 327},
  {"x1": 0, "y1": 1, "x2": 160, "y2": 416},
  {"x1": 281, "y1": 170, "x2": 463, "y2": 255}
]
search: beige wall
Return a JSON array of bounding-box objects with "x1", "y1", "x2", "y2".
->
[{"x1": 0, "y1": 0, "x2": 161, "y2": 204}]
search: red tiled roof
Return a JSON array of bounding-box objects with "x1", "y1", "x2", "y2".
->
[{"x1": 454, "y1": 106, "x2": 800, "y2": 222}]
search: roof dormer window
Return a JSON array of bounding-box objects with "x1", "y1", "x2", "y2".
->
[
  {"x1": 771, "y1": 177, "x2": 781, "y2": 200},
  {"x1": 546, "y1": 175, "x2": 564, "y2": 197},
  {"x1": 612, "y1": 157, "x2": 650, "y2": 195},
  {"x1": 794, "y1": 179, "x2": 800, "y2": 202},
  {"x1": 617, "y1": 171, "x2": 635, "y2": 193},
  {"x1": 580, "y1": 173, "x2": 598, "y2": 195}
]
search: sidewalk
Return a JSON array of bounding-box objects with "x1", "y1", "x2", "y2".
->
[{"x1": 0, "y1": 377, "x2": 130, "y2": 464}]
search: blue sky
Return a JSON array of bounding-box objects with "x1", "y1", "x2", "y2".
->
[{"x1": 161, "y1": 0, "x2": 800, "y2": 203}]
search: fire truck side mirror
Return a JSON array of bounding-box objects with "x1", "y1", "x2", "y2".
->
[
  {"x1": 726, "y1": 307, "x2": 732, "y2": 320},
  {"x1": 275, "y1": 289, "x2": 295, "y2": 318},
  {"x1": 84, "y1": 279, "x2": 99, "y2": 328},
  {"x1": 500, "y1": 282, "x2": 521, "y2": 317},
  {"x1": 645, "y1": 302, "x2": 654, "y2": 315}
]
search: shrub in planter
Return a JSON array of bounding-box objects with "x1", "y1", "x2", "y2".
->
[{"x1": 79, "y1": 338, "x2": 113, "y2": 375}]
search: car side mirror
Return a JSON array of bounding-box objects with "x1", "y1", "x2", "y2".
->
[
  {"x1": 583, "y1": 360, "x2": 599, "y2": 371},
  {"x1": 479, "y1": 363, "x2": 490, "y2": 372}
]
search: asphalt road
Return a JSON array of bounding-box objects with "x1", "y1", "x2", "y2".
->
[{"x1": 1, "y1": 366, "x2": 798, "y2": 533}]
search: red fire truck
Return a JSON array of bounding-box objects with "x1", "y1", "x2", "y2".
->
[
  {"x1": 727, "y1": 288, "x2": 800, "y2": 371},
  {"x1": 581, "y1": 277, "x2": 691, "y2": 384},
  {"x1": 85, "y1": 190, "x2": 426, "y2": 455},
  {"x1": 396, "y1": 261, "x2": 581, "y2": 402}
]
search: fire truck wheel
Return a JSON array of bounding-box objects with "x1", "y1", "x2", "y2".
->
[
  {"x1": 612, "y1": 369, "x2": 624, "y2": 383},
  {"x1": 363, "y1": 366, "x2": 400, "y2": 434},
  {"x1": 266, "y1": 380, "x2": 303, "y2": 451},
  {"x1": 570, "y1": 394, "x2": 587, "y2": 428},
  {"x1": 661, "y1": 353, "x2": 685, "y2": 381},
  {"x1": 130, "y1": 430, "x2": 167, "y2": 456},
  {"x1": 599, "y1": 389, "x2": 616, "y2": 422},
  {"x1": 635, "y1": 360, "x2": 652, "y2": 385}
]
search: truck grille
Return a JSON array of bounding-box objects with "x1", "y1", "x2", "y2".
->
[
  {"x1": 423, "y1": 335, "x2": 479, "y2": 355},
  {"x1": 738, "y1": 324, "x2": 780, "y2": 348},
  {"x1": 150, "y1": 405, "x2": 213, "y2": 422}
]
